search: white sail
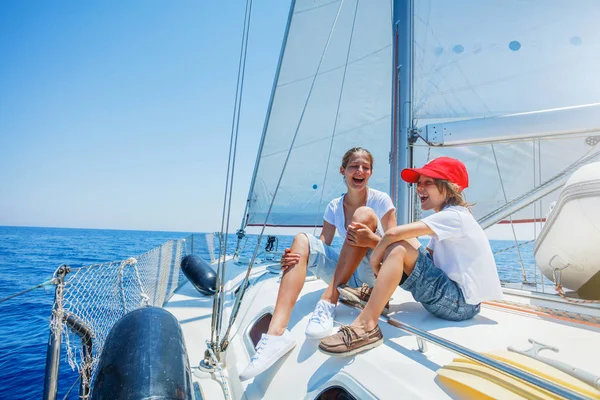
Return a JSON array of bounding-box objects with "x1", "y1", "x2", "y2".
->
[
  {"x1": 247, "y1": 0, "x2": 393, "y2": 227},
  {"x1": 160, "y1": 3, "x2": 600, "y2": 400},
  {"x1": 413, "y1": 0, "x2": 600, "y2": 119},
  {"x1": 411, "y1": 0, "x2": 600, "y2": 231}
]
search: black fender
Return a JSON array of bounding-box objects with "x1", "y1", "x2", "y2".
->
[
  {"x1": 181, "y1": 254, "x2": 217, "y2": 296},
  {"x1": 92, "y1": 307, "x2": 193, "y2": 400}
]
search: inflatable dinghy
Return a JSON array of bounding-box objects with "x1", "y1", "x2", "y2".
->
[{"x1": 534, "y1": 162, "x2": 600, "y2": 300}]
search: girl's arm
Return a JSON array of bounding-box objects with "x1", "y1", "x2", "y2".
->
[
  {"x1": 380, "y1": 208, "x2": 397, "y2": 232},
  {"x1": 281, "y1": 220, "x2": 336, "y2": 270},
  {"x1": 370, "y1": 221, "x2": 433, "y2": 269},
  {"x1": 319, "y1": 220, "x2": 336, "y2": 246}
]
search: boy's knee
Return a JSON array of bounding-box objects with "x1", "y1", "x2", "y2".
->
[
  {"x1": 383, "y1": 241, "x2": 410, "y2": 261},
  {"x1": 352, "y1": 206, "x2": 377, "y2": 229}
]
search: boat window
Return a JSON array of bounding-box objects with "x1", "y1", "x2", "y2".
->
[
  {"x1": 248, "y1": 312, "x2": 272, "y2": 347},
  {"x1": 315, "y1": 386, "x2": 357, "y2": 400}
]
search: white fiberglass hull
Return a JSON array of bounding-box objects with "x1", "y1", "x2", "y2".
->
[{"x1": 164, "y1": 259, "x2": 600, "y2": 399}]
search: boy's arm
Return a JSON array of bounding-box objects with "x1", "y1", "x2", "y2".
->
[
  {"x1": 382, "y1": 221, "x2": 433, "y2": 245},
  {"x1": 370, "y1": 222, "x2": 433, "y2": 269}
]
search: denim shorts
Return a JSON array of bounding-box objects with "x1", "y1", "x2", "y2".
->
[
  {"x1": 304, "y1": 234, "x2": 376, "y2": 288},
  {"x1": 400, "y1": 246, "x2": 480, "y2": 321}
]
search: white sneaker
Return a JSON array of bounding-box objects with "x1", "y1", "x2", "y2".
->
[
  {"x1": 305, "y1": 299, "x2": 336, "y2": 339},
  {"x1": 238, "y1": 330, "x2": 296, "y2": 381}
]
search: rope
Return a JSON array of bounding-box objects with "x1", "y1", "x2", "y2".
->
[
  {"x1": 54, "y1": 239, "x2": 186, "y2": 383},
  {"x1": 206, "y1": 340, "x2": 231, "y2": 400},
  {"x1": 550, "y1": 267, "x2": 600, "y2": 304},
  {"x1": 129, "y1": 258, "x2": 149, "y2": 306},
  {"x1": 0, "y1": 278, "x2": 56, "y2": 304},
  {"x1": 554, "y1": 283, "x2": 600, "y2": 305}
]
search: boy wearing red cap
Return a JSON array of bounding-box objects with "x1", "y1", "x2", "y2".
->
[{"x1": 318, "y1": 157, "x2": 503, "y2": 356}]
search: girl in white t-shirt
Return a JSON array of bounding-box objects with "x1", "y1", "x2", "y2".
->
[
  {"x1": 239, "y1": 147, "x2": 396, "y2": 381},
  {"x1": 319, "y1": 157, "x2": 503, "y2": 357}
]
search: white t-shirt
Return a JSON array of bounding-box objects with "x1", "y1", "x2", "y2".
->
[
  {"x1": 323, "y1": 188, "x2": 395, "y2": 238},
  {"x1": 422, "y1": 206, "x2": 503, "y2": 305}
]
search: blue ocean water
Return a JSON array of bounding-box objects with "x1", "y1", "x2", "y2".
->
[{"x1": 0, "y1": 226, "x2": 540, "y2": 399}]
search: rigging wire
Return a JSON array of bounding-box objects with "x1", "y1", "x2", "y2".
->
[
  {"x1": 493, "y1": 239, "x2": 535, "y2": 255},
  {"x1": 537, "y1": 139, "x2": 546, "y2": 292},
  {"x1": 0, "y1": 278, "x2": 56, "y2": 304},
  {"x1": 491, "y1": 144, "x2": 529, "y2": 283},
  {"x1": 532, "y1": 139, "x2": 538, "y2": 287},
  {"x1": 218, "y1": 0, "x2": 348, "y2": 352},
  {"x1": 211, "y1": 0, "x2": 254, "y2": 351},
  {"x1": 61, "y1": 376, "x2": 81, "y2": 400}
]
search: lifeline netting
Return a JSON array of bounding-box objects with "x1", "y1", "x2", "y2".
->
[{"x1": 49, "y1": 236, "x2": 191, "y2": 387}]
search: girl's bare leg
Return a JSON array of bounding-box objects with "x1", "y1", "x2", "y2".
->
[
  {"x1": 354, "y1": 241, "x2": 419, "y2": 331},
  {"x1": 267, "y1": 233, "x2": 310, "y2": 335},
  {"x1": 321, "y1": 207, "x2": 378, "y2": 304}
]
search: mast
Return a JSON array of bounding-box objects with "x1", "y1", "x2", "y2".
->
[{"x1": 392, "y1": 0, "x2": 414, "y2": 225}]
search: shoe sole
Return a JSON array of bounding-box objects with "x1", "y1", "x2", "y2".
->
[
  {"x1": 318, "y1": 337, "x2": 384, "y2": 357},
  {"x1": 305, "y1": 325, "x2": 334, "y2": 340},
  {"x1": 238, "y1": 340, "x2": 296, "y2": 381},
  {"x1": 337, "y1": 287, "x2": 389, "y2": 316},
  {"x1": 337, "y1": 286, "x2": 366, "y2": 306}
]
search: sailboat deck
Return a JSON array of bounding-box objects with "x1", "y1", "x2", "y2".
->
[{"x1": 165, "y1": 260, "x2": 600, "y2": 399}]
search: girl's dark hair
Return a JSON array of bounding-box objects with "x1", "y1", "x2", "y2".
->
[
  {"x1": 433, "y1": 179, "x2": 472, "y2": 209},
  {"x1": 341, "y1": 147, "x2": 374, "y2": 169}
]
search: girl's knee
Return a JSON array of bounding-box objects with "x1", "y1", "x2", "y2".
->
[
  {"x1": 292, "y1": 233, "x2": 310, "y2": 255},
  {"x1": 352, "y1": 206, "x2": 377, "y2": 229}
]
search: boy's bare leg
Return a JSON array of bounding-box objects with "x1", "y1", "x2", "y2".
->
[
  {"x1": 354, "y1": 241, "x2": 419, "y2": 330},
  {"x1": 321, "y1": 207, "x2": 378, "y2": 304},
  {"x1": 268, "y1": 234, "x2": 310, "y2": 335}
]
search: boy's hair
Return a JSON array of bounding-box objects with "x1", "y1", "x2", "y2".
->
[
  {"x1": 341, "y1": 147, "x2": 374, "y2": 169},
  {"x1": 434, "y1": 179, "x2": 472, "y2": 209}
]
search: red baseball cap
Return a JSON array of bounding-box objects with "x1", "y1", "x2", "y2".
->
[{"x1": 401, "y1": 157, "x2": 469, "y2": 191}]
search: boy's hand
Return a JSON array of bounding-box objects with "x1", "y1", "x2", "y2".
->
[
  {"x1": 346, "y1": 222, "x2": 377, "y2": 248},
  {"x1": 280, "y1": 248, "x2": 301, "y2": 270}
]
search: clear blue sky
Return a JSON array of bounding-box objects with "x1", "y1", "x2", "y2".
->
[{"x1": 0, "y1": 1, "x2": 291, "y2": 232}]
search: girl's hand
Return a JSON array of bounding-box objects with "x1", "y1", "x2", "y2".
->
[
  {"x1": 346, "y1": 222, "x2": 377, "y2": 248},
  {"x1": 280, "y1": 248, "x2": 301, "y2": 270}
]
